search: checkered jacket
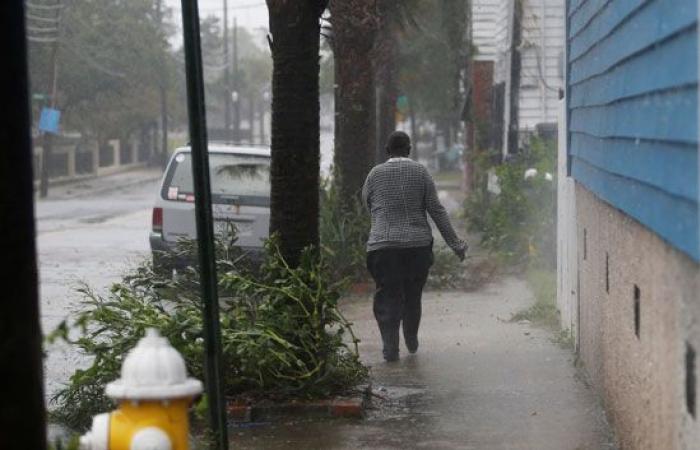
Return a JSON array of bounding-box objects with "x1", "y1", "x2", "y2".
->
[{"x1": 362, "y1": 157, "x2": 466, "y2": 253}]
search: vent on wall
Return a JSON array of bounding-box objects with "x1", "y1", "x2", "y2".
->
[
  {"x1": 634, "y1": 285, "x2": 640, "y2": 339},
  {"x1": 688, "y1": 342, "x2": 697, "y2": 419},
  {"x1": 605, "y1": 252, "x2": 609, "y2": 294}
]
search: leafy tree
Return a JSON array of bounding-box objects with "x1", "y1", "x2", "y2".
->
[
  {"x1": 179, "y1": 17, "x2": 272, "y2": 138},
  {"x1": 397, "y1": 0, "x2": 468, "y2": 147},
  {"x1": 266, "y1": 0, "x2": 326, "y2": 266},
  {"x1": 27, "y1": 0, "x2": 178, "y2": 145}
]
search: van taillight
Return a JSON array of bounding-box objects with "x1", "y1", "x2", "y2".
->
[{"x1": 152, "y1": 207, "x2": 163, "y2": 232}]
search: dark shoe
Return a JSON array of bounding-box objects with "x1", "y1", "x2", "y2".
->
[
  {"x1": 379, "y1": 323, "x2": 400, "y2": 362},
  {"x1": 405, "y1": 335, "x2": 419, "y2": 354},
  {"x1": 383, "y1": 350, "x2": 399, "y2": 362}
]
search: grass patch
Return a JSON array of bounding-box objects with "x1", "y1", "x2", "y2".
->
[
  {"x1": 511, "y1": 269, "x2": 559, "y2": 330},
  {"x1": 554, "y1": 328, "x2": 575, "y2": 349}
]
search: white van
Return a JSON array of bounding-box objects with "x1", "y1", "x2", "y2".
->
[{"x1": 150, "y1": 144, "x2": 271, "y2": 271}]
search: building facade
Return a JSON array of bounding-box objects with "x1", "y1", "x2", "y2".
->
[
  {"x1": 558, "y1": 1, "x2": 700, "y2": 448},
  {"x1": 471, "y1": 0, "x2": 565, "y2": 154}
]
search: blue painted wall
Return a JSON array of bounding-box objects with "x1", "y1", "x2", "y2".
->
[{"x1": 567, "y1": 0, "x2": 699, "y2": 261}]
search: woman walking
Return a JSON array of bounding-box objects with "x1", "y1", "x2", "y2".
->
[{"x1": 362, "y1": 131, "x2": 467, "y2": 362}]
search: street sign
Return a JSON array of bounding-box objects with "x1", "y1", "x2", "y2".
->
[
  {"x1": 397, "y1": 95, "x2": 409, "y2": 114},
  {"x1": 39, "y1": 107, "x2": 60, "y2": 134}
]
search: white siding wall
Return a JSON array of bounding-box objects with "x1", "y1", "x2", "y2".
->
[
  {"x1": 556, "y1": 98, "x2": 579, "y2": 344},
  {"x1": 518, "y1": 0, "x2": 565, "y2": 129},
  {"x1": 472, "y1": 0, "x2": 502, "y2": 61},
  {"x1": 479, "y1": 0, "x2": 565, "y2": 128},
  {"x1": 493, "y1": 0, "x2": 511, "y2": 84}
]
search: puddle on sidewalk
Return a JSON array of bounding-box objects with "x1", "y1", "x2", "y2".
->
[{"x1": 224, "y1": 383, "x2": 443, "y2": 449}]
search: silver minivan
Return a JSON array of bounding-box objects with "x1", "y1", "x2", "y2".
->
[{"x1": 150, "y1": 144, "x2": 271, "y2": 271}]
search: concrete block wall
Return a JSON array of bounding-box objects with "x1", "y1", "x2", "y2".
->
[
  {"x1": 575, "y1": 185, "x2": 700, "y2": 449},
  {"x1": 33, "y1": 134, "x2": 154, "y2": 187}
]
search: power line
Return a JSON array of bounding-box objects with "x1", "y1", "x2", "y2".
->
[
  {"x1": 25, "y1": 1, "x2": 64, "y2": 10},
  {"x1": 27, "y1": 36, "x2": 58, "y2": 43},
  {"x1": 26, "y1": 0, "x2": 61, "y2": 44},
  {"x1": 170, "y1": 2, "x2": 266, "y2": 12},
  {"x1": 26, "y1": 13, "x2": 60, "y2": 23},
  {"x1": 27, "y1": 25, "x2": 59, "y2": 33}
]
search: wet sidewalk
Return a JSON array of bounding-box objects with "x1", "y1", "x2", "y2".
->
[
  {"x1": 36, "y1": 166, "x2": 163, "y2": 201},
  {"x1": 229, "y1": 276, "x2": 617, "y2": 449}
]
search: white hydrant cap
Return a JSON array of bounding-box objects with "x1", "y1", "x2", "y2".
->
[{"x1": 105, "y1": 328, "x2": 203, "y2": 400}]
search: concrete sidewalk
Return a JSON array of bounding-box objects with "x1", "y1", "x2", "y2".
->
[
  {"x1": 36, "y1": 167, "x2": 163, "y2": 201},
  {"x1": 229, "y1": 277, "x2": 617, "y2": 449}
]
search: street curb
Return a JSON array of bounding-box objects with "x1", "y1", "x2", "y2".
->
[
  {"x1": 349, "y1": 281, "x2": 374, "y2": 296},
  {"x1": 227, "y1": 385, "x2": 371, "y2": 422}
]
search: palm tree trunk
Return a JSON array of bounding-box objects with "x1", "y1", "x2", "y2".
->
[
  {"x1": 329, "y1": 0, "x2": 378, "y2": 204},
  {"x1": 266, "y1": 0, "x2": 323, "y2": 266}
]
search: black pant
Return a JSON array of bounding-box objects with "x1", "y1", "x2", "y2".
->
[{"x1": 366, "y1": 244, "x2": 433, "y2": 357}]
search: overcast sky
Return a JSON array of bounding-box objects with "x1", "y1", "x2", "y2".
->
[{"x1": 166, "y1": 0, "x2": 269, "y2": 31}]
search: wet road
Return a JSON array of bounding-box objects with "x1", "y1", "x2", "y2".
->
[
  {"x1": 230, "y1": 279, "x2": 617, "y2": 450},
  {"x1": 36, "y1": 172, "x2": 160, "y2": 399}
]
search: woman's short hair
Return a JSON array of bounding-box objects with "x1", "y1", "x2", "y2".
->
[{"x1": 386, "y1": 131, "x2": 411, "y2": 156}]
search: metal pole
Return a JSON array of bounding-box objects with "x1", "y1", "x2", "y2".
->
[
  {"x1": 233, "y1": 17, "x2": 240, "y2": 140},
  {"x1": 223, "y1": 0, "x2": 231, "y2": 139},
  {"x1": 157, "y1": 0, "x2": 169, "y2": 168},
  {"x1": 178, "y1": 1, "x2": 228, "y2": 448}
]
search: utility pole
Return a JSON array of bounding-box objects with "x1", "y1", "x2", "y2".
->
[
  {"x1": 504, "y1": 0, "x2": 522, "y2": 156},
  {"x1": 157, "y1": 0, "x2": 169, "y2": 168},
  {"x1": 248, "y1": 96, "x2": 255, "y2": 143},
  {"x1": 39, "y1": 0, "x2": 62, "y2": 198},
  {"x1": 223, "y1": 0, "x2": 231, "y2": 139},
  {"x1": 232, "y1": 17, "x2": 240, "y2": 140}
]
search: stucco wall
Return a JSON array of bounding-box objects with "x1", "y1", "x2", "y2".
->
[{"x1": 576, "y1": 184, "x2": 700, "y2": 449}]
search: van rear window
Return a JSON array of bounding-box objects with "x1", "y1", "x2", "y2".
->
[{"x1": 162, "y1": 152, "x2": 270, "y2": 205}]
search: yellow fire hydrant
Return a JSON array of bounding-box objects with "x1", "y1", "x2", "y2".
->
[{"x1": 79, "y1": 328, "x2": 203, "y2": 450}]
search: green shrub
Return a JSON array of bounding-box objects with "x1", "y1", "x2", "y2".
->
[
  {"x1": 319, "y1": 177, "x2": 370, "y2": 284},
  {"x1": 48, "y1": 436, "x2": 80, "y2": 450},
  {"x1": 426, "y1": 245, "x2": 467, "y2": 290},
  {"x1": 465, "y1": 138, "x2": 557, "y2": 268},
  {"x1": 48, "y1": 236, "x2": 367, "y2": 431}
]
